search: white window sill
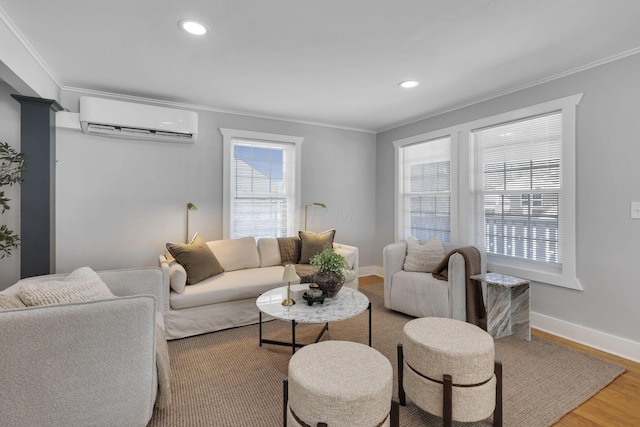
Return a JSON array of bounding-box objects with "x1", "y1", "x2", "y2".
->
[{"x1": 487, "y1": 254, "x2": 583, "y2": 290}]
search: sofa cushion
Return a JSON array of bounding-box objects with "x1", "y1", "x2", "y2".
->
[
  {"x1": 403, "y1": 236, "x2": 445, "y2": 273},
  {"x1": 167, "y1": 234, "x2": 224, "y2": 285},
  {"x1": 299, "y1": 229, "x2": 335, "y2": 264},
  {"x1": 169, "y1": 266, "x2": 295, "y2": 310},
  {"x1": 389, "y1": 270, "x2": 452, "y2": 318},
  {"x1": 257, "y1": 238, "x2": 282, "y2": 267},
  {"x1": 0, "y1": 294, "x2": 26, "y2": 310},
  {"x1": 18, "y1": 266, "x2": 115, "y2": 306},
  {"x1": 207, "y1": 236, "x2": 260, "y2": 272},
  {"x1": 277, "y1": 237, "x2": 301, "y2": 264}
]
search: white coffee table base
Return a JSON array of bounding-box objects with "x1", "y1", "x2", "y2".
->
[{"x1": 257, "y1": 286, "x2": 371, "y2": 354}]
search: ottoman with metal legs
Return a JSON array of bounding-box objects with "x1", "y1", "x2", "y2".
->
[
  {"x1": 283, "y1": 340, "x2": 399, "y2": 427},
  {"x1": 397, "y1": 317, "x2": 503, "y2": 427}
]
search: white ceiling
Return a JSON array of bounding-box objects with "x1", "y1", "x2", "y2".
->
[{"x1": 2, "y1": 0, "x2": 640, "y2": 132}]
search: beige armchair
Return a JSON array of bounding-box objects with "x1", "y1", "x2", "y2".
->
[
  {"x1": 0, "y1": 267, "x2": 167, "y2": 427},
  {"x1": 383, "y1": 241, "x2": 486, "y2": 320}
]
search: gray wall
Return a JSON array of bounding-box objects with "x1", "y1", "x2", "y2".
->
[
  {"x1": 55, "y1": 91, "x2": 377, "y2": 274},
  {"x1": 376, "y1": 53, "x2": 640, "y2": 343},
  {"x1": 0, "y1": 82, "x2": 21, "y2": 289}
]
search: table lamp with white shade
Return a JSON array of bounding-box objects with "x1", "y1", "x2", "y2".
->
[{"x1": 282, "y1": 264, "x2": 299, "y2": 306}]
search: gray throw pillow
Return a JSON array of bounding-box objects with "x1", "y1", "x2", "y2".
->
[
  {"x1": 299, "y1": 229, "x2": 335, "y2": 264},
  {"x1": 166, "y1": 235, "x2": 224, "y2": 285}
]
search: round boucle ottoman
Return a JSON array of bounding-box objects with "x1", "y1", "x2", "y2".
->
[
  {"x1": 398, "y1": 317, "x2": 502, "y2": 426},
  {"x1": 286, "y1": 340, "x2": 394, "y2": 427}
]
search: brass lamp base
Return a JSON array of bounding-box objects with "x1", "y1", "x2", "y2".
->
[{"x1": 281, "y1": 298, "x2": 296, "y2": 306}]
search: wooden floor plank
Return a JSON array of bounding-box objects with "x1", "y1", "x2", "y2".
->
[{"x1": 359, "y1": 275, "x2": 640, "y2": 427}]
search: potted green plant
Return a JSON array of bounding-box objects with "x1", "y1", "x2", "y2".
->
[
  {"x1": 310, "y1": 248, "x2": 347, "y2": 297},
  {"x1": 0, "y1": 142, "x2": 24, "y2": 259}
]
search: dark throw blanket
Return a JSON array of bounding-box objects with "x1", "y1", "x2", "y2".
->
[{"x1": 432, "y1": 246, "x2": 487, "y2": 329}]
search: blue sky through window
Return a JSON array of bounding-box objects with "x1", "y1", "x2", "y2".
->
[{"x1": 235, "y1": 145, "x2": 283, "y2": 181}]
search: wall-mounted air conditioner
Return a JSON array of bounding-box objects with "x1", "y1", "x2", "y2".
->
[{"x1": 79, "y1": 96, "x2": 198, "y2": 143}]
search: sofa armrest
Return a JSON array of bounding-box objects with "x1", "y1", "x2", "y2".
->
[
  {"x1": 333, "y1": 242, "x2": 359, "y2": 289},
  {"x1": 383, "y1": 241, "x2": 407, "y2": 308},
  {"x1": 0, "y1": 296, "x2": 157, "y2": 427}
]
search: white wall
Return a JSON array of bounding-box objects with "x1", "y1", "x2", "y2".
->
[
  {"x1": 55, "y1": 91, "x2": 377, "y2": 273},
  {"x1": 376, "y1": 53, "x2": 640, "y2": 352},
  {"x1": 0, "y1": 82, "x2": 21, "y2": 289},
  {"x1": 0, "y1": 10, "x2": 60, "y2": 102}
]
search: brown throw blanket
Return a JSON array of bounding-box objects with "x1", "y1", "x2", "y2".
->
[{"x1": 432, "y1": 247, "x2": 487, "y2": 329}]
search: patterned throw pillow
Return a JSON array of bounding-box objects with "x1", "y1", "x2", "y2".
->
[
  {"x1": 18, "y1": 267, "x2": 115, "y2": 306},
  {"x1": 277, "y1": 237, "x2": 302, "y2": 265},
  {"x1": 403, "y1": 236, "x2": 445, "y2": 273}
]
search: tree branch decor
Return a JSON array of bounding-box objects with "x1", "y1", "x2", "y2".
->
[{"x1": 0, "y1": 141, "x2": 24, "y2": 259}]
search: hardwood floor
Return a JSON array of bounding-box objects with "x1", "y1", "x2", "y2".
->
[
  {"x1": 534, "y1": 329, "x2": 640, "y2": 426},
  {"x1": 359, "y1": 275, "x2": 640, "y2": 426}
]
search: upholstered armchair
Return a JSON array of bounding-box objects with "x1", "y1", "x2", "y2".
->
[
  {"x1": 0, "y1": 267, "x2": 168, "y2": 427},
  {"x1": 383, "y1": 241, "x2": 486, "y2": 320}
]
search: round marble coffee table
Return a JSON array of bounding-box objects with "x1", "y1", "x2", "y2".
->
[{"x1": 256, "y1": 286, "x2": 371, "y2": 354}]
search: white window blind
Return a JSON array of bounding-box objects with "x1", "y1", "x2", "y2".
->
[
  {"x1": 400, "y1": 136, "x2": 451, "y2": 242},
  {"x1": 231, "y1": 139, "x2": 294, "y2": 239},
  {"x1": 471, "y1": 112, "x2": 562, "y2": 263}
]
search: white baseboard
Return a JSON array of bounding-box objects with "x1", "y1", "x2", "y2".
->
[
  {"x1": 357, "y1": 267, "x2": 639, "y2": 363},
  {"x1": 531, "y1": 311, "x2": 640, "y2": 363},
  {"x1": 357, "y1": 265, "x2": 380, "y2": 277}
]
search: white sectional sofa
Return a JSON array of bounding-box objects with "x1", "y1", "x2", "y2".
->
[{"x1": 159, "y1": 236, "x2": 359, "y2": 340}]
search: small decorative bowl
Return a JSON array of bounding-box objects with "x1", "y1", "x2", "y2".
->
[
  {"x1": 306, "y1": 287, "x2": 323, "y2": 298},
  {"x1": 302, "y1": 291, "x2": 325, "y2": 306}
]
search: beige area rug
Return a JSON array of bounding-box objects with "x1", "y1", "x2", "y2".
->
[{"x1": 148, "y1": 283, "x2": 625, "y2": 427}]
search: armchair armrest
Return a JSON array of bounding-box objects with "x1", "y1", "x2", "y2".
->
[
  {"x1": 3, "y1": 267, "x2": 168, "y2": 320},
  {"x1": 442, "y1": 243, "x2": 487, "y2": 321},
  {"x1": 383, "y1": 241, "x2": 407, "y2": 308},
  {"x1": 98, "y1": 267, "x2": 169, "y2": 318}
]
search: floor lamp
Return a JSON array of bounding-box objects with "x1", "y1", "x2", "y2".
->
[
  {"x1": 186, "y1": 202, "x2": 197, "y2": 243},
  {"x1": 304, "y1": 203, "x2": 326, "y2": 231}
]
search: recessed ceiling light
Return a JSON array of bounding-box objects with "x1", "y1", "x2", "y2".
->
[
  {"x1": 179, "y1": 20, "x2": 208, "y2": 36},
  {"x1": 399, "y1": 80, "x2": 420, "y2": 89}
]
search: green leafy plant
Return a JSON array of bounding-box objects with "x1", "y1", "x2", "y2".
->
[
  {"x1": 0, "y1": 141, "x2": 24, "y2": 259},
  {"x1": 310, "y1": 248, "x2": 347, "y2": 281}
]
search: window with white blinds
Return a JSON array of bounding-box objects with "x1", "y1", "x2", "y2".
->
[
  {"x1": 471, "y1": 113, "x2": 562, "y2": 263},
  {"x1": 399, "y1": 136, "x2": 452, "y2": 242},
  {"x1": 231, "y1": 140, "x2": 294, "y2": 239},
  {"x1": 393, "y1": 94, "x2": 582, "y2": 289},
  {"x1": 220, "y1": 128, "x2": 303, "y2": 241}
]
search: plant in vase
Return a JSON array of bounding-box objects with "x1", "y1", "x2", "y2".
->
[
  {"x1": 0, "y1": 142, "x2": 24, "y2": 259},
  {"x1": 310, "y1": 248, "x2": 347, "y2": 297}
]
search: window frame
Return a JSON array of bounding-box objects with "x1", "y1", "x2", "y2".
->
[
  {"x1": 220, "y1": 128, "x2": 303, "y2": 240},
  {"x1": 393, "y1": 94, "x2": 582, "y2": 290},
  {"x1": 393, "y1": 129, "x2": 459, "y2": 244}
]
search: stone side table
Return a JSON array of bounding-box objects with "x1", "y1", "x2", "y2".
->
[{"x1": 470, "y1": 273, "x2": 530, "y2": 341}]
